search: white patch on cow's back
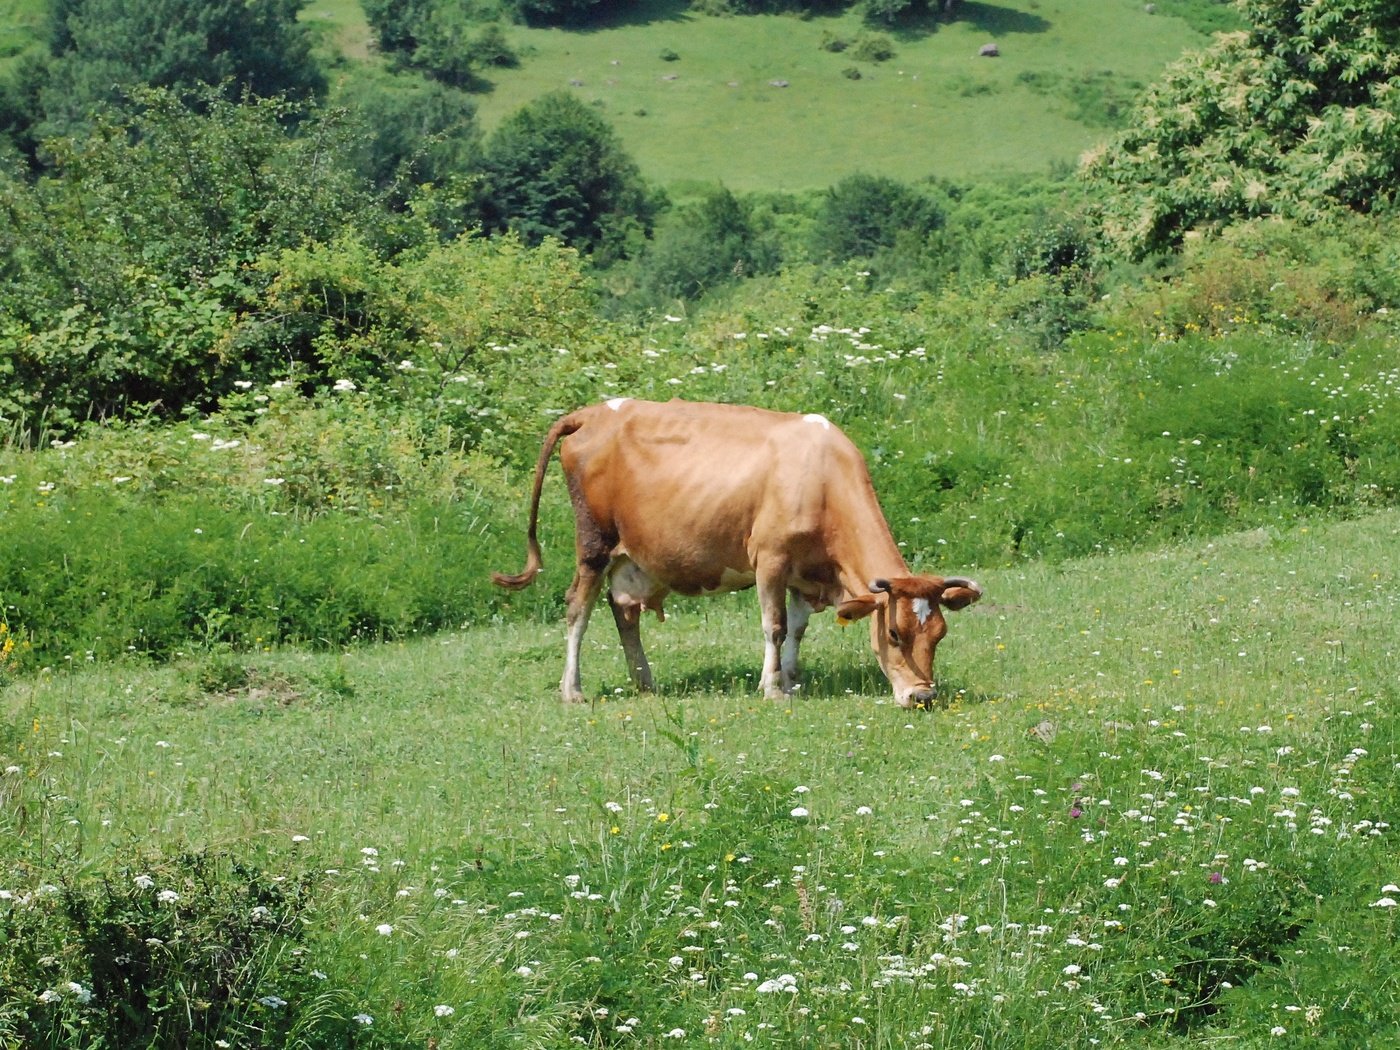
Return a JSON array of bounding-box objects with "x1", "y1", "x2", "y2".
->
[
  {"x1": 606, "y1": 397, "x2": 632, "y2": 412},
  {"x1": 802, "y1": 413, "x2": 831, "y2": 429},
  {"x1": 912, "y1": 597, "x2": 933, "y2": 624}
]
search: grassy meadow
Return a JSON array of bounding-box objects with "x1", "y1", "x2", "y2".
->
[
  {"x1": 462, "y1": 0, "x2": 1209, "y2": 189},
  {"x1": 0, "y1": 0, "x2": 44, "y2": 59},
  {"x1": 289, "y1": 0, "x2": 1216, "y2": 191},
  {"x1": 5, "y1": 0, "x2": 1218, "y2": 186},
  {"x1": 301, "y1": 0, "x2": 379, "y2": 62},
  {"x1": 5, "y1": 1, "x2": 1400, "y2": 1046},
  {"x1": 3, "y1": 505, "x2": 1398, "y2": 1047},
  {"x1": 6, "y1": 221, "x2": 1399, "y2": 1045}
]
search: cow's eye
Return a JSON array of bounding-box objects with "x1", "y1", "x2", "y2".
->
[{"x1": 888, "y1": 628, "x2": 901, "y2": 646}]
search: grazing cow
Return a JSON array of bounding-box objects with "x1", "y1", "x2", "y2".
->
[{"x1": 492, "y1": 398, "x2": 982, "y2": 708}]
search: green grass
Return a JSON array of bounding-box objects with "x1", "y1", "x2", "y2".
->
[
  {"x1": 0, "y1": 0, "x2": 44, "y2": 61},
  {"x1": 301, "y1": 0, "x2": 377, "y2": 63},
  {"x1": 464, "y1": 0, "x2": 1209, "y2": 190},
  {"x1": 5, "y1": 508, "x2": 1398, "y2": 1046},
  {"x1": 9, "y1": 0, "x2": 1212, "y2": 189}
]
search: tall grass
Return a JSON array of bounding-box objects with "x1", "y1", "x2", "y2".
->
[{"x1": 4, "y1": 282, "x2": 1399, "y2": 668}]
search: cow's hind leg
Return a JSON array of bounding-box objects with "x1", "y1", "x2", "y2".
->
[
  {"x1": 609, "y1": 594, "x2": 655, "y2": 692},
  {"x1": 559, "y1": 474, "x2": 615, "y2": 703},
  {"x1": 757, "y1": 566, "x2": 791, "y2": 700},
  {"x1": 561, "y1": 559, "x2": 608, "y2": 702},
  {"x1": 780, "y1": 591, "x2": 814, "y2": 692}
]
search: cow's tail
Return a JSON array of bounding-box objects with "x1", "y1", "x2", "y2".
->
[{"x1": 491, "y1": 413, "x2": 585, "y2": 590}]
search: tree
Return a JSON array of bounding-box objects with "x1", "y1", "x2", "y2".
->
[
  {"x1": 363, "y1": 0, "x2": 518, "y2": 89},
  {"x1": 368, "y1": 0, "x2": 631, "y2": 29},
  {"x1": 361, "y1": 0, "x2": 435, "y2": 54},
  {"x1": 338, "y1": 71, "x2": 481, "y2": 191},
  {"x1": 633, "y1": 187, "x2": 781, "y2": 303},
  {"x1": 37, "y1": 0, "x2": 326, "y2": 138},
  {"x1": 0, "y1": 54, "x2": 47, "y2": 165},
  {"x1": 861, "y1": 0, "x2": 923, "y2": 26},
  {"x1": 810, "y1": 173, "x2": 943, "y2": 262},
  {"x1": 513, "y1": 0, "x2": 634, "y2": 25},
  {"x1": 0, "y1": 89, "x2": 376, "y2": 427},
  {"x1": 1083, "y1": 0, "x2": 1400, "y2": 258},
  {"x1": 475, "y1": 91, "x2": 658, "y2": 263}
]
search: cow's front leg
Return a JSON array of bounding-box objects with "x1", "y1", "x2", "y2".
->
[
  {"x1": 609, "y1": 594, "x2": 655, "y2": 692},
  {"x1": 561, "y1": 560, "x2": 607, "y2": 702},
  {"x1": 780, "y1": 591, "x2": 814, "y2": 692},
  {"x1": 757, "y1": 570, "x2": 790, "y2": 700}
]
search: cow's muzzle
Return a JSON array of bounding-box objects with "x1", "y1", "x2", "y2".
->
[{"x1": 900, "y1": 686, "x2": 938, "y2": 710}]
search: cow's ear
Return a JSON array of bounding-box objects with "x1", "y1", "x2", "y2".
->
[
  {"x1": 836, "y1": 594, "x2": 881, "y2": 624},
  {"x1": 939, "y1": 577, "x2": 982, "y2": 611}
]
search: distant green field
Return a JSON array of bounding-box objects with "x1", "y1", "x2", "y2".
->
[
  {"x1": 301, "y1": 0, "x2": 377, "y2": 62},
  {"x1": 0, "y1": 0, "x2": 44, "y2": 60},
  {"x1": 10, "y1": 0, "x2": 1211, "y2": 191},
  {"x1": 303, "y1": 0, "x2": 1212, "y2": 190},
  {"x1": 463, "y1": 0, "x2": 1209, "y2": 190}
]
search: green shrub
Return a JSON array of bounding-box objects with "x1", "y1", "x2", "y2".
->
[
  {"x1": 629, "y1": 186, "x2": 782, "y2": 306},
  {"x1": 251, "y1": 230, "x2": 608, "y2": 460},
  {"x1": 474, "y1": 91, "x2": 660, "y2": 265},
  {"x1": 465, "y1": 23, "x2": 518, "y2": 68},
  {"x1": 0, "y1": 853, "x2": 348, "y2": 1050},
  {"x1": 336, "y1": 69, "x2": 482, "y2": 191},
  {"x1": 0, "y1": 618, "x2": 29, "y2": 680},
  {"x1": 32, "y1": 0, "x2": 326, "y2": 142},
  {"x1": 0, "y1": 486, "x2": 550, "y2": 665},
  {"x1": 5, "y1": 217, "x2": 1400, "y2": 664},
  {"x1": 1111, "y1": 214, "x2": 1400, "y2": 344},
  {"x1": 0, "y1": 90, "x2": 379, "y2": 433},
  {"x1": 0, "y1": 409, "x2": 568, "y2": 664},
  {"x1": 809, "y1": 173, "x2": 943, "y2": 264},
  {"x1": 850, "y1": 32, "x2": 895, "y2": 63}
]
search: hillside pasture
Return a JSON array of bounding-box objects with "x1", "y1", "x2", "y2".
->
[
  {"x1": 8, "y1": 0, "x2": 1214, "y2": 189},
  {"x1": 469, "y1": 0, "x2": 1209, "y2": 189},
  {"x1": 0, "y1": 0, "x2": 44, "y2": 61},
  {"x1": 302, "y1": 0, "x2": 378, "y2": 63}
]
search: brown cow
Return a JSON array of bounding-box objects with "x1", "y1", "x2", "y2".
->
[{"x1": 492, "y1": 398, "x2": 982, "y2": 707}]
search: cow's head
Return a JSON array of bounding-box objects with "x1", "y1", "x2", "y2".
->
[{"x1": 836, "y1": 575, "x2": 981, "y2": 708}]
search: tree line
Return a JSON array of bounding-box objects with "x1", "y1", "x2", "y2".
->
[{"x1": 1, "y1": 0, "x2": 1398, "y2": 436}]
